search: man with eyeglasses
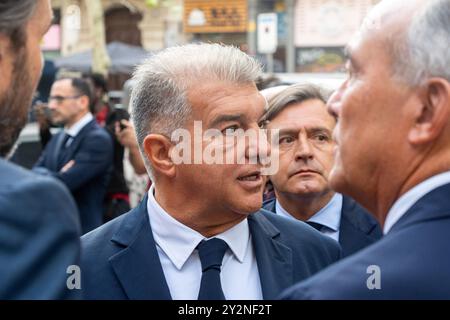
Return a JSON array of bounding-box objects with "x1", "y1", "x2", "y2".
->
[{"x1": 34, "y1": 77, "x2": 113, "y2": 234}]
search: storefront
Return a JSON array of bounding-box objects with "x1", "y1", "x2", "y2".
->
[
  {"x1": 183, "y1": 0, "x2": 248, "y2": 46},
  {"x1": 294, "y1": 0, "x2": 381, "y2": 72}
]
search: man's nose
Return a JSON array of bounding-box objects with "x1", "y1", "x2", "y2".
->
[
  {"x1": 48, "y1": 99, "x2": 57, "y2": 110},
  {"x1": 295, "y1": 135, "x2": 313, "y2": 161},
  {"x1": 327, "y1": 81, "x2": 346, "y2": 118},
  {"x1": 246, "y1": 128, "x2": 271, "y2": 165}
]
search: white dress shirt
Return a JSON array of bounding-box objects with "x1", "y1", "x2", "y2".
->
[
  {"x1": 275, "y1": 193, "x2": 343, "y2": 242},
  {"x1": 64, "y1": 112, "x2": 94, "y2": 146},
  {"x1": 384, "y1": 171, "x2": 450, "y2": 234},
  {"x1": 146, "y1": 186, "x2": 263, "y2": 300}
]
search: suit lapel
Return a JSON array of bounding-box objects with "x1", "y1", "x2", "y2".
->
[
  {"x1": 51, "y1": 132, "x2": 66, "y2": 171},
  {"x1": 262, "y1": 198, "x2": 276, "y2": 213},
  {"x1": 248, "y1": 212, "x2": 293, "y2": 299},
  {"x1": 339, "y1": 214, "x2": 371, "y2": 256},
  {"x1": 339, "y1": 196, "x2": 378, "y2": 256},
  {"x1": 109, "y1": 196, "x2": 172, "y2": 299}
]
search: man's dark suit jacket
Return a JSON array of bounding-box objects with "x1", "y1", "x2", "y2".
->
[
  {"x1": 263, "y1": 196, "x2": 382, "y2": 257},
  {"x1": 34, "y1": 119, "x2": 113, "y2": 234},
  {"x1": 0, "y1": 158, "x2": 81, "y2": 299},
  {"x1": 80, "y1": 196, "x2": 341, "y2": 299},
  {"x1": 281, "y1": 182, "x2": 450, "y2": 299}
]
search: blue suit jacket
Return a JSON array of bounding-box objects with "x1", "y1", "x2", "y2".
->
[
  {"x1": 263, "y1": 196, "x2": 382, "y2": 257},
  {"x1": 280, "y1": 182, "x2": 450, "y2": 299},
  {"x1": 0, "y1": 159, "x2": 81, "y2": 299},
  {"x1": 34, "y1": 120, "x2": 113, "y2": 234},
  {"x1": 80, "y1": 196, "x2": 341, "y2": 299}
]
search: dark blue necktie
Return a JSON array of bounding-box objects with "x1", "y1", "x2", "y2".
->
[
  {"x1": 57, "y1": 133, "x2": 72, "y2": 166},
  {"x1": 197, "y1": 238, "x2": 228, "y2": 300}
]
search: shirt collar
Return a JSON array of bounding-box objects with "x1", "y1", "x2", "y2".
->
[
  {"x1": 384, "y1": 171, "x2": 450, "y2": 234},
  {"x1": 146, "y1": 186, "x2": 250, "y2": 270},
  {"x1": 275, "y1": 193, "x2": 343, "y2": 232},
  {"x1": 65, "y1": 112, "x2": 93, "y2": 137}
]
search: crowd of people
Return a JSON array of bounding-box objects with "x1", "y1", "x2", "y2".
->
[{"x1": 0, "y1": 0, "x2": 449, "y2": 300}]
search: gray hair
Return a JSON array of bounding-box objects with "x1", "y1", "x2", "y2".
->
[
  {"x1": 391, "y1": 0, "x2": 450, "y2": 85},
  {"x1": 130, "y1": 43, "x2": 262, "y2": 179},
  {"x1": 260, "y1": 83, "x2": 331, "y2": 127},
  {"x1": 0, "y1": 0, "x2": 38, "y2": 49}
]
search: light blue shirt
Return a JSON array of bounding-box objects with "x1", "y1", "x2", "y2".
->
[
  {"x1": 64, "y1": 112, "x2": 93, "y2": 147},
  {"x1": 275, "y1": 193, "x2": 343, "y2": 242},
  {"x1": 384, "y1": 171, "x2": 450, "y2": 234},
  {"x1": 146, "y1": 186, "x2": 263, "y2": 300}
]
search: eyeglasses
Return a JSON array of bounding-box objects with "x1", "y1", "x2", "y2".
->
[{"x1": 48, "y1": 95, "x2": 82, "y2": 104}]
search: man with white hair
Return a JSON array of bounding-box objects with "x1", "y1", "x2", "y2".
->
[
  {"x1": 80, "y1": 43, "x2": 341, "y2": 300},
  {"x1": 281, "y1": 0, "x2": 450, "y2": 299}
]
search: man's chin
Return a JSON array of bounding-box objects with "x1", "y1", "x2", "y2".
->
[
  {"x1": 232, "y1": 196, "x2": 263, "y2": 215},
  {"x1": 51, "y1": 118, "x2": 63, "y2": 126},
  {"x1": 287, "y1": 178, "x2": 325, "y2": 194}
]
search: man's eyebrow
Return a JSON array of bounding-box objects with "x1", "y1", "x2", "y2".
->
[
  {"x1": 278, "y1": 127, "x2": 332, "y2": 136},
  {"x1": 209, "y1": 114, "x2": 245, "y2": 127},
  {"x1": 308, "y1": 127, "x2": 332, "y2": 135},
  {"x1": 278, "y1": 128, "x2": 298, "y2": 136}
]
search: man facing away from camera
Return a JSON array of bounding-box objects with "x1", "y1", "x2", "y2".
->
[
  {"x1": 80, "y1": 43, "x2": 341, "y2": 300},
  {"x1": 261, "y1": 83, "x2": 382, "y2": 258},
  {"x1": 282, "y1": 0, "x2": 450, "y2": 299},
  {"x1": 0, "y1": 0, "x2": 80, "y2": 299}
]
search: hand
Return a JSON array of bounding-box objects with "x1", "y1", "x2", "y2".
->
[
  {"x1": 115, "y1": 120, "x2": 139, "y2": 149},
  {"x1": 60, "y1": 160, "x2": 75, "y2": 173}
]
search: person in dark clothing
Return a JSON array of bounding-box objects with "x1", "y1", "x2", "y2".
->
[
  {"x1": 36, "y1": 73, "x2": 132, "y2": 221},
  {"x1": 33, "y1": 77, "x2": 113, "y2": 234},
  {"x1": 83, "y1": 73, "x2": 131, "y2": 221}
]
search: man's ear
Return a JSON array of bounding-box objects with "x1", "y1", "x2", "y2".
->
[
  {"x1": 409, "y1": 78, "x2": 450, "y2": 145},
  {"x1": 79, "y1": 95, "x2": 90, "y2": 112},
  {"x1": 143, "y1": 134, "x2": 176, "y2": 178}
]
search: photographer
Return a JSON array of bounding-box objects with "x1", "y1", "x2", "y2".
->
[{"x1": 83, "y1": 73, "x2": 132, "y2": 221}]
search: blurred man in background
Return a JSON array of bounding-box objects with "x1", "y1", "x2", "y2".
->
[
  {"x1": 0, "y1": 0, "x2": 81, "y2": 299},
  {"x1": 34, "y1": 77, "x2": 113, "y2": 234}
]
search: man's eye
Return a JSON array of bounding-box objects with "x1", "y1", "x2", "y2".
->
[
  {"x1": 222, "y1": 125, "x2": 239, "y2": 135},
  {"x1": 314, "y1": 134, "x2": 330, "y2": 142},
  {"x1": 279, "y1": 136, "x2": 294, "y2": 144}
]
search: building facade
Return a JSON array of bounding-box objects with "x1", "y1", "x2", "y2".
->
[{"x1": 44, "y1": 0, "x2": 381, "y2": 73}]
